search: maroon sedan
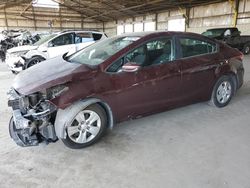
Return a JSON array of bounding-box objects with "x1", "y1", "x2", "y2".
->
[{"x1": 8, "y1": 31, "x2": 244, "y2": 149}]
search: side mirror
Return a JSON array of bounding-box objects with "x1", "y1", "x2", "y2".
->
[
  {"x1": 122, "y1": 62, "x2": 141, "y2": 73},
  {"x1": 48, "y1": 42, "x2": 54, "y2": 47},
  {"x1": 224, "y1": 29, "x2": 231, "y2": 37}
]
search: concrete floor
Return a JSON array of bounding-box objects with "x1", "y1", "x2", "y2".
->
[{"x1": 0, "y1": 56, "x2": 250, "y2": 188}]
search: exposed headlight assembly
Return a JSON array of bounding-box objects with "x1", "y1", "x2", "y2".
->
[{"x1": 12, "y1": 50, "x2": 29, "y2": 57}]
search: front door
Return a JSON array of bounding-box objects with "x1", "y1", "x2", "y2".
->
[
  {"x1": 47, "y1": 32, "x2": 76, "y2": 58},
  {"x1": 106, "y1": 37, "x2": 182, "y2": 121}
]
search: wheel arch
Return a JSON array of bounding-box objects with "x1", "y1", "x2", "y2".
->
[
  {"x1": 24, "y1": 55, "x2": 46, "y2": 69},
  {"x1": 54, "y1": 98, "x2": 114, "y2": 139},
  {"x1": 212, "y1": 71, "x2": 237, "y2": 99},
  {"x1": 215, "y1": 61, "x2": 239, "y2": 88},
  {"x1": 30, "y1": 55, "x2": 46, "y2": 60}
]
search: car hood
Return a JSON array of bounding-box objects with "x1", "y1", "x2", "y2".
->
[
  {"x1": 13, "y1": 55, "x2": 97, "y2": 95},
  {"x1": 7, "y1": 45, "x2": 38, "y2": 53}
]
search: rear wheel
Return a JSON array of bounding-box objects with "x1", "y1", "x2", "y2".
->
[
  {"x1": 61, "y1": 104, "x2": 107, "y2": 149},
  {"x1": 25, "y1": 56, "x2": 45, "y2": 69},
  {"x1": 210, "y1": 75, "x2": 235, "y2": 107}
]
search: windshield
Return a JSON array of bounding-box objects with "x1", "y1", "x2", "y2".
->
[
  {"x1": 69, "y1": 36, "x2": 141, "y2": 65},
  {"x1": 33, "y1": 34, "x2": 57, "y2": 46},
  {"x1": 202, "y1": 29, "x2": 225, "y2": 37}
]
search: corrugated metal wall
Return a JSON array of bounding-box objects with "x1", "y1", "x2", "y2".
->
[
  {"x1": 1, "y1": 1, "x2": 250, "y2": 36},
  {"x1": 0, "y1": 5, "x2": 104, "y2": 31},
  {"x1": 104, "y1": 0, "x2": 250, "y2": 36}
]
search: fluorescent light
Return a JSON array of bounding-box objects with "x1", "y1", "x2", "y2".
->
[
  {"x1": 168, "y1": 18, "x2": 185, "y2": 32},
  {"x1": 32, "y1": 0, "x2": 59, "y2": 8}
]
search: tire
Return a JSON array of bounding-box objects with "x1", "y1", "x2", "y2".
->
[
  {"x1": 61, "y1": 104, "x2": 107, "y2": 149},
  {"x1": 210, "y1": 75, "x2": 235, "y2": 108},
  {"x1": 11, "y1": 70, "x2": 18, "y2": 74},
  {"x1": 25, "y1": 56, "x2": 45, "y2": 69},
  {"x1": 243, "y1": 43, "x2": 250, "y2": 55},
  {"x1": 9, "y1": 117, "x2": 26, "y2": 147}
]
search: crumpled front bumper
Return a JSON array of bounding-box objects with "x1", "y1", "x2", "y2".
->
[
  {"x1": 7, "y1": 88, "x2": 58, "y2": 146},
  {"x1": 5, "y1": 55, "x2": 25, "y2": 73},
  {"x1": 7, "y1": 88, "x2": 39, "y2": 146},
  {"x1": 7, "y1": 88, "x2": 30, "y2": 128}
]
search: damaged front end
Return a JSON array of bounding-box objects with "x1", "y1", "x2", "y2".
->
[{"x1": 7, "y1": 88, "x2": 58, "y2": 147}]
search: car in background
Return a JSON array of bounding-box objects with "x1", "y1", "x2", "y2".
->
[
  {"x1": 6, "y1": 30, "x2": 107, "y2": 73},
  {"x1": 8, "y1": 31, "x2": 244, "y2": 149},
  {"x1": 202, "y1": 27, "x2": 250, "y2": 54},
  {"x1": 0, "y1": 30, "x2": 43, "y2": 62}
]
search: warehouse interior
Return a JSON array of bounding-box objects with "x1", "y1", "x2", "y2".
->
[
  {"x1": 1, "y1": 0, "x2": 250, "y2": 35},
  {"x1": 0, "y1": 0, "x2": 250, "y2": 187}
]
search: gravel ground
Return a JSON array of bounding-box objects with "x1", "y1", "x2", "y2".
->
[{"x1": 0, "y1": 56, "x2": 250, "y2": 188}]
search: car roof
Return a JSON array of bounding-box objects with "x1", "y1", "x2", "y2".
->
[
  {"x1": 116, "y1": 31, "x2": 205, "y2": 39},
  {"x1": 60, "y1": 30, "x2": 104, "y2": 34},
  {"x1": 206, "y1": 27, "x2": 237, "y2": 31}
]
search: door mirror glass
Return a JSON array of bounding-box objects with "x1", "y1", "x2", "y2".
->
[
  {"x1": 122, "y1": 62, "x2": 141, "y2": 72},
  {"x1": 224, "y1": 29, "x2": 231, "y2": 37},
  {"x1": 48, "y1": 41, "x2": 54, "y2": 47}
]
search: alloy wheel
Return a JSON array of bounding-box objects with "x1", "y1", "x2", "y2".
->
[
  {"x1": 67, "y1": 110, "x2": 101, "y2": 144},
  {"x1": 216, "y1": 81, "x2": 232, "y2": 104}
]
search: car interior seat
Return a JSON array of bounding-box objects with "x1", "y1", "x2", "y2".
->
[{"x1": 152, "y1": 41, "x2": 172, "y2": 65}]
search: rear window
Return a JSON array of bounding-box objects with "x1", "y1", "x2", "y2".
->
[
  {"x1": 92, "y1": 33, "x2": 103, "y2": 41},
  {"x1": 180, "y1": 38, "x2": 217, "y2": 58},
  {"x1": 75, "y1": 32, "x2": 93, "y2": 43}
]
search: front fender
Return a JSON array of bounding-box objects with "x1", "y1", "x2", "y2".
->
[
  {"x1": 54, "y1": 99, "x2": 114, "y2": 139},
  {"x1": 24, "y1": 49, "x2": 47, "y2": 59}
]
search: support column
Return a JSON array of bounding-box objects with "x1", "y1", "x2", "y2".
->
[
  {"x1": 186, "y1": 8, "x2": 190, "y2": 29},
  {"x1": 230, "y1": 0, "x2": 239, "y2": 27},
  {"x1": 81, "y1": 14, "x2": 84, "y2": 29},
  {"x1": 155, "y1": 13, "x2": 158, "y2": 30},
  {"x1": 4, "y1": 7, "x2": 8, "y2": 30},
  {"x1": 59, "y1": 7, "x2": 62, "y2": 31},
  {"x1": 32, "y1": 6, "x2": 37, "y2": 30}
]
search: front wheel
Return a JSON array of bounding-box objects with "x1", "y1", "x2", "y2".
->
[
  {"x1": 61, "y1": 104, "x2": 107, "y2": 149},
  {"x1": 210, "y1": 75, "x2": 235, "y2": 108},
  {"x1": 25, "y1": 56, "x2": 45, "y2": 69}
]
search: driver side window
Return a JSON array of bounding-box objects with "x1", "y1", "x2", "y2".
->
[
  {"x1": 126, "y1": 45, "x2": 147, "y2": 66},
  {"x1": 49, "y1": 33, "x2": 74, "y2": 47},
  {"x1": 107, "y1": 37, "x2": 173, "y2": 73}
]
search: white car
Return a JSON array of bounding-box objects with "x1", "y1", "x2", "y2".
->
[{"x1": 6, "y1": 30, "x2": 107, "y2": 73}]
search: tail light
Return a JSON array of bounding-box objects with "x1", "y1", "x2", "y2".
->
[
  {"x1": 239, "y1": 52, "x2": 244, "y2": 61},
  {"x1": 234, "y1": 51, "x2": 244, "y2": 61}
]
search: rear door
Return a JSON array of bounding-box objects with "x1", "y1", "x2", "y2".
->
[
  {"x1": 47, "y1": 32, "x2": 76, "y2": 58},
  {"x1": 75, "y1": 32, "x2": 95, "y2": 51},
  {"x1": 176, "y1": 35, "x2": 221, "y2": 102}
]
